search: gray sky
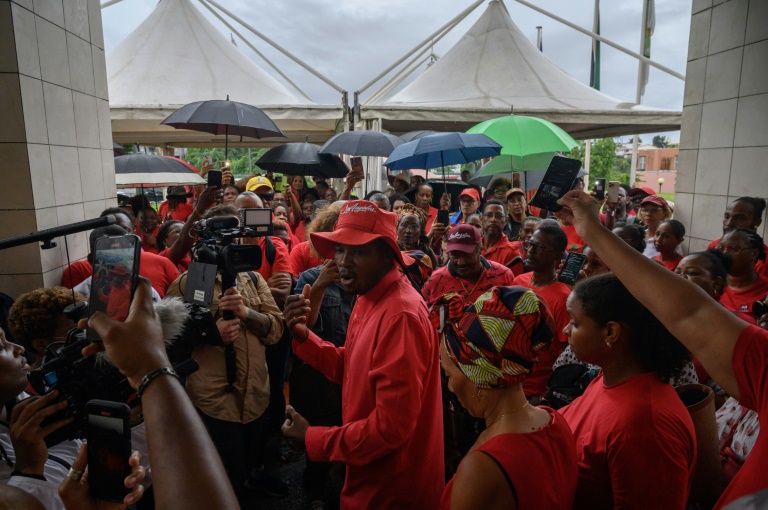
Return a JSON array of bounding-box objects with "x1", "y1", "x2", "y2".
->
[{"x1": 102, "y1": 0, "x2": 692, "y2": 141}]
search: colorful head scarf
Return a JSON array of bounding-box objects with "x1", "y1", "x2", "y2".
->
[
  {"x1": 397, "y1": 203, "x2": 428, "y2": 231},
  {"x1": 433, "y1": 286, "x2": 555, "y2": 389}
]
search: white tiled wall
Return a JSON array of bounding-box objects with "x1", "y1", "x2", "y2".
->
[
  {"x1": 675, "y1": 0, "x2": 768, "y2": 253},
  {"x1": 0, "y1": 0, "x2": 114, "y2": 297}
]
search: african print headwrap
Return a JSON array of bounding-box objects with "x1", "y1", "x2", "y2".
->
[
  {"x1": 433, "y1": 286, "x2": 555, "y2": 389},
  {"x1": 397, "y1": 203, "x2": 428, "y2": 229}
]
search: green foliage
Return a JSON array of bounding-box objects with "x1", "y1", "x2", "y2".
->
[
  {"x1": 652, "y1": 135, "x2": 668, "y2": 148},
  {"x1": 570, "y1": 138, "x2": 617, "y2": 181},
  {"x1": 183, "y1": 147, "x2": 269, "y2": 177}
]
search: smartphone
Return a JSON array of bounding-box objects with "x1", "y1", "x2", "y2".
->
[
  {"x1": 437, "y1": 209, "x2": 450, "y2": 226},
  {"x1": 275, "y1": 175, "x2": 283, "y2": 183},
  {"x1": 88, "y1": 235, "x2": 141, "y2": 342},
  {"x1": 528, "y1": 156, "x2": 583, "y2": 212},
  {"x1": 558, "y1": 252, "x2": 587, "y2": 285},
  {"x1": 607, "y1": 181, "x2": 621, "y2": 203},
  {"x1": 87, "y1": 400, "x2": 132, "y2": 502},
  {"x1": 351, "y1": 156, "x2": 363, "y2": 173},
  {"x1": 208, "y1": 169, "x2": 222, "y2": 189},
  {"x1": 593, "y1": 178, "x2": 606, "y2": 200}
]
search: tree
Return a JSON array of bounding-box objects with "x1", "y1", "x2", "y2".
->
[
  {"x1": 183, "y1": 147, "x2": 269, "y2": 177},
  {"x1": 569, "y1": 138, "x2": 617, "y2": 181},
  {"x1": 652, "y1": 135, "x2": 668, "y2": 148}
]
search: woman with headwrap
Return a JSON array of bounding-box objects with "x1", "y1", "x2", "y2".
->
[{"x1": 434, "y1": 287, "x2": 577, "y2": 509}]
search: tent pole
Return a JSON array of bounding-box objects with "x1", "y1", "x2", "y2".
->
[
  {"x1": 204, "y1": 0, "x2": 345, "y2": 93},
  {"x1": 366, "y1": 54, "x2": 434, "y2": 106},
  {"x1": 225, "y1": 125, "x2": 229, "y2": 160},
  {"x1": 356, "y1": 0, "x2": 485, "y2": 95},
  {"x1": 511, "y1": 0, "x2": 683, "y2": 80},
  {"x1": 630, "y1": 0, "x2": 649, "y2": 188},
  {"x1": 100, "y1": 0, "x2": 124, "y2": 8},
  {"x1": 197, "y1": 0, "x2": 314, "y2": 102}
]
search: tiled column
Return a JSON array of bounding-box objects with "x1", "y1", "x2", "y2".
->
[
  {"x1": 676, "y1": 0, "x2": 768, "y2": 253},
  {"x1": 0, "y1": 0, "x2": 115, "y2": 297}
]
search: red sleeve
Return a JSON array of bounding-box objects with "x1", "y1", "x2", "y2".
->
[
  {"x1": 304, "y1": 313, "x2": 434, "y2": 466},
  {"x1": 293, "y1": 330, "x2": 346, "y2": 384},
  {"x1": 270, "y1": 237, "x2": 292, "y2": 274},
  {"x1": 731, "y1": 325, "x2": 768, "y2": 412},
  {"x1": 289, "y1": 243, "x2": 309, "y2": 277},
  {"x1": 61, "y1": 262, "x2": 91, "y2": 289}
]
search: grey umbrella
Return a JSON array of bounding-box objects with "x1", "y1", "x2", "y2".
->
[{"x1": 319, "y1": 130, "x2": 404, "y2": 157}]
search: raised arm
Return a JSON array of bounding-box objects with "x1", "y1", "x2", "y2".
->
[
  {"x1": 82, "y1": 278, "x2": 239, "y2": 509},
  {"x1": 286, "y1": 185, "x2": 303, "y2": 229},
  {"x1": 559, "y1": 191, "x2": 747, "y2": 397},
  {"x1": 165, "y1": 186, "x2": 222, "y2": 265}
]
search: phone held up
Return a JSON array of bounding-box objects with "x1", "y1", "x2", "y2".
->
[
  {"x1": 437, "y1": 209, "x2": 450, "y2": 227},
  {"x1": 593, "y1": 178, "x2": 606, "y2": 201},
  {"x1": 558, "y1": 251, "x2": 588, "y2": 286},
  {"x1": 528, "y1": 156, "x2": 582, "y2": 212},
  {"x1": 606, "y1": 180, "x2": 621, "y2": 203},
  {"x1": 86, "y1": 400, "x2": 132, "y2": 502},
  {"x1": 350, "y1": 156, "x2": 364, "y2": 174},
  {"x1": 87, "y1": 235, "x2": 141, "y2": 342},
  {"x1": 208, "y1": 169, "x2": 222, "y2": 189}
]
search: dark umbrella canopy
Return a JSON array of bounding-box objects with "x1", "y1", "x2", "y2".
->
[
  {"x1": 161, "y1": 99, "x2": 285, "y2": 139},
  {"x1": 114, "y1": 154, "x2": 206, "y2": 188},
  {"x1": 256, "y1": 143, "x2": 349, "y2": 178},
  {"x1": 384, "y1": 132, "x2": 502, "y2": 171},
  {"x1": 319, "y1": 130, "x2": 404, "y2": 157},
  {"x1": 399, "y1": 129, "x2": 438, "y2": 143}
]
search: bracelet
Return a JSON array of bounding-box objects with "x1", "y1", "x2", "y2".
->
[{"x1": 137, "y1": 367, "x2": 180, "y2": 400}]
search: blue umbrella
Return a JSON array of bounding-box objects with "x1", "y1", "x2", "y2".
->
[{"x1": 384, "y1": 132, "x2": 502, "y2": 193}]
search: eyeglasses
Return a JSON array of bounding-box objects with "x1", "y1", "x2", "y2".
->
[
  {"x1": 272, "y1": 197, "x2": 287, "y2": 203},
  {"x1": 641, "y1": 207, "x2": 663, "y2": 214},
  {"x1": 524, "y1": 241, "x2": 555, "y2": 253},
  {"x1": 718, "y1": 243, "x2": 751, "y2": 253},
  {"x1": 482, "y1": 213, "x2": 506, "y2": 221}
]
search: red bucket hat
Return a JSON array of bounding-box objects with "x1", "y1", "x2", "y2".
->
[{"x1": 310, "y1": 200, "x2": 414, "y2": 267}]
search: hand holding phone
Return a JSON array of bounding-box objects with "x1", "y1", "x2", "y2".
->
[
  {"x1": 351, "y1": 156, "x2": 363, "y2": 173},
  {"x1": 557, "y1": 252, "x2": 587, "y2": 285},
  {"x1": 606, "y1": 181, "x2": 620, "y2": 204},
  {"x1": 528, "y1": 156, "x2": 582, "y2": 212},
  {"x1": 593, "y1": 179, "x2": 606, "y2": 201},
  {"x1": 86, "y1": 400, "x2": 132, "y2": 502},
  {"x1": 437, "y1": 209, "x2": 450, "y2": 227},
  {"x1": 208, "y1": 169, "x2": 222, "y2": 189}
]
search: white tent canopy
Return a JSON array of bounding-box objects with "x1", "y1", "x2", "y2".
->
[
  {"x1": 108, "y1": 0, "x2": 344, "y2": 146},
  {"x1": 362, "y1": 0, "x2": 680, "y2": 139}
]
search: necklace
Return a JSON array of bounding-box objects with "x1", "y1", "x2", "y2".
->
[
  {"x1": 486, "y1": 401, "x2": 530, "y2": 428},
  {"x1": 459, "y1": 267, "x2": 486, "y2": 298}
]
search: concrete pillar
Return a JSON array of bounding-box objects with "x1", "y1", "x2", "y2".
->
[
  {"x1": 675, "y1": 0, "x2": 768, "y2": 253},
  {"x1": 0, "y1": 0, "x2": 115, "y2": 297}
]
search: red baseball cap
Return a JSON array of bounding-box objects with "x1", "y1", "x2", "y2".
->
[
  {"x1": 629, "y1": 186, "x2": 656, "y2": 197},
  {"x1": 310, "y1": 200, "x2": 414, "y2": 266},
  {"x1": 458, "y1": 188, "x2": 481, "y2": 201},
  {"x1": 639, "y1": 195, "x2": 669, "y2": 209},
  {"x1": 445, "y1": 224, "x2": 482, "y2": 253},
  {"x1": 505, "y1": 188, "x2": 526, "y2": 200}
]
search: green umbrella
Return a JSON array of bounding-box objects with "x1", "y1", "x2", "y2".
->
[{"x1": 466, "y1": 115, "x2": 578, "y2": 172}]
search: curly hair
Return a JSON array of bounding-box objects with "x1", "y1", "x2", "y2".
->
[
  {"x1": 9, "y1": 287, "x2": 85, "y2": 353},
  {"x1": 572, "y1": 273, "x2": 690, "y2": 382},
  {"x1": 306, "y1": 202, "x2": 343, "y2": 258},
  {"x1": 156, "y1": 220, "x2": 183, "y2": 250}
]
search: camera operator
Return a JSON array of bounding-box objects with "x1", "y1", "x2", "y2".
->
[{"x1": 165, "y1": 204, "x2": 285, "y2": 501}]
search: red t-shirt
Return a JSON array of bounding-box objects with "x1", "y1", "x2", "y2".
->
[
  {"x1": 62, "y1": 259, "x2": 93, "y2": 289},
  {"x1": 295, "y1": 268, "x2": 444, "y2": 509},
  {"x1": 136, "y1": 225, "x2": 160, "y2": 254},
  {"x1": 708, "y1": 238, "x2": 768, "y2": 278},
  {"x1": 158, "y1": 201, "x2": 194, "y2": 222},
  {"x1": 425, "y1": 206, "x2": 438, "y2": 232},
  {"x1": 481, "y1": 236, "x2": 523, "y2": 273},
  {"x1": 289, "y1": 241, "x2": 324, "y2": 277},
  {"x1": 158, "y1": 248, "x2": 190, "y2": 272},
  {"x1": 294, "y1": 221, "x2": 309, "y2": 243},
  {"x1": 715, "y1": 325, "x2": 768, "y2": 508},
  {"x1": 512, "y1": 272, "x2": 572, "y2": 396},
  {"x1": 561, "y1": 224, "x2": 585, "y2": 253},
  {"x1": 560, "y1": 372, "x2": 696, "y2": 510},
  {"x1": 720, "y1": 276, "x2": 768, "y2": 317},
  {"x1": 440, "y1": 407, "x2": 577, "y2": 509},
  {"x1": 421, "y1": 260, "x2": 516, "y2": 308},
  {"x1": 653, "y1": 254, "x2": 683, "y2": 271},
  {"x1": 63, "y1": 253, "x2": 180, "y2": 298},
  {"x1": 255, "y1": 236, "x2": 292, "y2": 280}
]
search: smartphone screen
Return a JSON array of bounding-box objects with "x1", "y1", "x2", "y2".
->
[
  {"x1": 87, "y1": 400, "x2": 131, "y2": 502},
  {"x1": 593, "y1": 178, "x2": 606, "y2": 200},
  {"x1": 558, "y1": 252, "x2": 587, "y2": 285},
  {"x1": 208, "y1": 169, "x2": 222, "y2": 189},
  {"x1": 437, "y1": 209, "x2": 450, "y2": 226},
  {"x1": 528, "y1": 156, "x2": 582, "y2": 212},
  {"x1": 88, "y1": 235, "x2": 140, "y2": 342}
]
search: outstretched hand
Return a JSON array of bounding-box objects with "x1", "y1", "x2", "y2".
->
[
  {"x1": 283, "y1": 284, "x2": 311, "y2": 342},
  {"x1": 79, "y1": 277, "x2": 171, "y2": 389},
  {"x1": 557, "y1": 190, "x2": 601, "y2": 237},
  {"x1": 282, "y1": 405, "x2": 309, "y2": 443}
]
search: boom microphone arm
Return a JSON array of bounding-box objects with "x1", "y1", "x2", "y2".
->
[{"x1": 0, "y1": 215, "x2": 116, "y2": 251}]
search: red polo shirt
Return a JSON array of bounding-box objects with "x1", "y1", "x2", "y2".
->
[
  {"x1": 425, "y1": 205, "x2": 438, "y2": 232},
  {"x1": 482, "y1": 235, "x2": 523, "y2": 273},
  {"x1": 720, "y1": 276, "x2": 768, "y2": 317},
  {"x1": 294, "y1": 268, "x2": 444, "y2": 509},
  {"x1": 512, "y1": 272, "x2": 571, "y2": 397},
  {"x1": 561, "y1": 224, "x2": 586, "y2": 253},
  {"x1": 62, "y1": 259, "x2": 93, "y2": 288},
  {"x1": 422, "y1": 258, "x2": 516, "y2": 308},
  {"x1": 289, "y1": 241, "x2": 324, "y2": 277}
]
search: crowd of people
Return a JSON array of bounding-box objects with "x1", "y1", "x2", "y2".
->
[{"x1": 0, "y1": 163, "x2": 766, "y2": 510}]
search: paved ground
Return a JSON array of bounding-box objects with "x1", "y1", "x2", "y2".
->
[{"x1": 243, "y1": 439, "x2": 310, "y2": 510}]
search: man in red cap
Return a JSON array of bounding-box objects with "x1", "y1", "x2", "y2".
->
[
  {"x1": 282, "y1": 200, "x2": 444, "y2": 509},
  {"x1": 628, "y1": 186, "x2": 656, "y2": 216},
  {"x1": 450, "y1": 188, "x2": 481, "y2": 225},
  {"x1": 503, "y1": 187, "x2": 531, "y2": 241},
  {"x1": 422, "y1": 224, "x2": 516, "y2": 308}
]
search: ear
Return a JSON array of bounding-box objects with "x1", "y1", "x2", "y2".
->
[
  {"x1": 32, "y1": 338, "x2": 50, "y2": 356},
  {"x1": 712, "y1": 276, "x2": 725, "y2": 298},
  {"x1": 603, "y1": 321, "x2": 622, "y2": 348}
]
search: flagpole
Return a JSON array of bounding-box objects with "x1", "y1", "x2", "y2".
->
[
  {"x1": 585, "y1": 0, "x2": 599, "y2": 191},
  {"x1": 630, "y1": 0, "x2": 650, "y2": 188}
]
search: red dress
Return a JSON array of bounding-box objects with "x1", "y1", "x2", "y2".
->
[
  {"x1": 715, "y1": 325, "x2": 768, "y2": 508},
  {"x1": 294, "y1": 268, "x2": 444, "y2": 509},
  {"x1": 440, "y1": 407, "x2": 577, "y2": 509},
  {"x1": 560, "y1": 372, "x2": 696, "y2": 509}
]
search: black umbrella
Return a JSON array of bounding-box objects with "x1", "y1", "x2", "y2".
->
[
  {"x1": 319, "y1": 130, "x2": 404, "y2": 157},
  {"x1": 399, "y1": 129, "x2": 438, "y2": 142},
  {"x1": 256, "y1": 143, "x2": 349, "y2": 178},
  {"x1": 114, "y1": 154, "x2": 206, "y2": 188},
  {"x1": 112, "y1": 142, "x2": 126, "y2": 157},
  {"x1": 161, "y1": 96, "x2": 285, "y2": 158}
]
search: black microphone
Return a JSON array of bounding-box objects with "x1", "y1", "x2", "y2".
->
[{"x1": 197, "y1": 216, "x2": 240, "y2": 231}]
